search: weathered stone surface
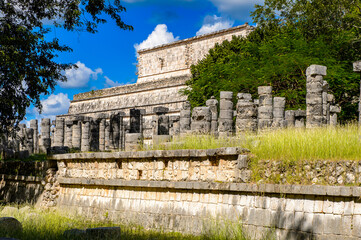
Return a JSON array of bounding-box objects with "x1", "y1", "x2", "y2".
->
[
  {"x1": 306, "y1": 65, "x2": 327, "y2": 76},
  {"x1": 353, "y1": 61, "x2": 361, "y2": 73},
  {"x1": 220, "y1": 91, "x2": 233, "y2": 100},
  {"x1": 153, "y1": 106, "x2": 169, "y2": 114},
  {"x1": 258, "y1": 86, "x2": 272, "y2": 95}
]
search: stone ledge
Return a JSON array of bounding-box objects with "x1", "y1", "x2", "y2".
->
[
  {"x1": 58, "y1": 177, "x2": 361, "y2": 198},
  {"x1": 50, "y1": 147, "x2": 247, "y2": 160},
  {"x1": 72, "y1": 76, "x2": 188, "y2": 101},
  {"x1": 0, "y1": 174, "x2": 42, "y2": 182}
]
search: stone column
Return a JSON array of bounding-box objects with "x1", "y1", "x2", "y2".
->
[
  {"x1": 119, "y1": 115, "x2": 125, "y2": 150},
  {"x1": 153, "y1": 107, "x2": 169, "y2": 135},
  {"x1": 322, "y1": 81, "x2": 329, "y2": 125},
  {"x1": 99, "y1": 118, "x2": 106, "y2": 151},
  {"x1": 130, "y1": 109, "x2": 141, "y2": 134},
  {"x1": 353, "y1": 61, "x2": 361, "y2": 125},
  {"x1": 54, "y1": 117, "x2": 65, "y2": 147},
  {"x1": 72, "y1": 118, "x2": 82, "y2": 150},
  {"x1": 236, "y1": 93, "x2": 257, "y2": 132},
  {"x1": 89, "y1": 118, "x2": 99, "y2": 152},
  {"x1": 206, "y1": 96, "x2": 219, "y2": 135},
  {"x1": 191, "y1": 107, "x2": 211, "y2": 134},
  {"x1": 272, "y1": 97, "x2": 286, "y2": 128},
  {"x1": 285, "y1": 110, "x2": 295, "y2": 127},
  {"x1": 50, "y1": 120, "x2": 56, "y2": 147},
  {"x1": 64, "y1": 120, "x2": 73, "y2": 149},
  {"x1": 326, "y1": 94, "x2": 335, "y2": 125},
  {"x1": 306, "y1": 65, "x2": 327, "y2": 128},
  {"x1": 218, "y1": 91, "x2": 234, "y2": 136},
  {"x1": 109, "y1": 113, "x2": 119, "y2": 150},
  {"x1": 30, "y1": 119, "x2": 38, "y2": 154},
  {"x1": 330, "y1": 105, "x2": 341, "y2": 126},
  {"x1": 295, "y1": 110, "x2": 306, "y2": 128},
  {"x1": 258, "y1": 86, "x2": 273, "y2": 129},
  {"x1": 25, "y1": 128, "x2": 34, "y2": 154},
  {"x1": 104, "y1": 119, "x2": 110, "y2": 151},
  {"x1": 40, "y1": 118, "x2": 51, "y2": 153},
  {"x1": 125, "y1": 133, "x2": 143, "y2": 152},
  {"x1": 81, "y1": 117, "x2": 91, "y2": 152},
  {"x1": 180, "y1": 101, "x2": 191, "y2": 134},
  {"x1": 169, "y1": 116, "x2": 180, "y2": 136}
]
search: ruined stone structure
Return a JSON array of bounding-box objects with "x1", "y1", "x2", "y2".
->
[
  {"x1": 137, "y1": 24, "x2": 253, "y2": 83},
  {"x1": 62, "y1": 24, "x2": 253, "y2": 143},
  {"x1": 1, "y1": 64, "x2": 344, "y2": 159}
]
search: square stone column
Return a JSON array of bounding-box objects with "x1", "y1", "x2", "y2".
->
[
  {"x1": 236, "y1": 93, "x2": 257, "y2": 132},
  {"x1": 285, "y1": 110, "x2": 295, "y2": 127},
  {"x1": 99, "y1": 118, "x2": 106, "y2": 151},
  {"x1": 71, "y1": 117, "x2": 82, "y2": 150},
  {"x1": 353, "y1": 61, "x2": 361, "y2": 124},
  {"x1": 218, "y1": 91, "x2": 234, "y2": 136},
  {"x1": 64, "y1": 119, "x2": 73, "y2": 149},
  {"x1": 81, "y1": 117, "x2": 91, "y2": 152},
  {"x1": 258, "y1": 86, "x2": 273, "y2": 129},
  {"x1": 206, "y1": 96, "x2": 219, "y2": 135},
  {"x1": 30, "y1": 119, "x2": 38, "y2": 154},
  {"x1": 180, "y1": 101, "x2": 191, "y2": 134},
  {"x1": 306, "y1": 65, "x2": 327, "y2": 128},
  {"x1": 191, "y1": 107, "x2": 211, "y2": 134},
  {"x1": 272, "y1": 97, "x2": 286, "y2": 128},
  {"x1": 54, "y1": 117, "x2": 65, "y2": 147},
  {"x1": 40, "y1": 118, "x2": 51, "y2": 154}
]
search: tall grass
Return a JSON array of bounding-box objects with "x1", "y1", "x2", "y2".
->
[
  {"x1": 148, "y1": 134, "x2": 243, "y2": 151},
  {"x1": 151, "y1": 124, "x2": 361, "y2": 162},
  {"x1": 0, "y1": 205, "x2": 253, "y2": 240},
  {"x1": 246, "y1": 124, "x2": 361, "y2": 162}
]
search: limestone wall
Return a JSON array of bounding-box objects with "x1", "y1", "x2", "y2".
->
[
  {"x1": 136, "y1": 24, "x2": 253, "y2": 83},
  {"x1": 0, "y1": 161, "x2": 57, "y2": 205},
  {"x1": 50, "y1": 149, "x2": 361, "y2": 239}
]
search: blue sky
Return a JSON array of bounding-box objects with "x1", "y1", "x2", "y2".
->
[{"x1": 25, "y1": 0, "x2": 263, "y2": 124}]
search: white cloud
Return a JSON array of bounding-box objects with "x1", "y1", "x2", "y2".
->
[
  {"x1": 209, "y1": 0, "x2": 264, "y2": 20},
  {"x1": 41, "y1": 93, "x2": 71, "y2": 116},
  {"x1": 134, "y1": 24, "x2": 179, "y2": 52},
  {"x1": 196, "y1": 15, "x2": 234, "y2": 36},
  {"x1": 104, "y1": 76, "x2": 122, "y2": 88},
  {"x1": 59, "y1": 61, "x2": 103, "y2": 89}
]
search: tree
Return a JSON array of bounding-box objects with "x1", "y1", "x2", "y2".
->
[
  {"x1": 184, "y1": 0, "x2": 361, "y2": 122},
  {"x1": 0, "y1": 0, "x2": 133, "y2": 134}
]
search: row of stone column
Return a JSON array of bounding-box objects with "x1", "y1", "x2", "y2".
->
[
  {"x1": 36, "y1": 112, "x2": 133, "y2": 153},
  {"x1": 179, "y1": 65, "x2": 342, "y2": 135}
]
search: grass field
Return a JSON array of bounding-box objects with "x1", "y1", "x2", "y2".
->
[
  {"x1": 0, "y1": 205, "x2": 255, "y2": 240},
  {"x1": 151, "y1": 124, "x2": 361, "y2": 162}
]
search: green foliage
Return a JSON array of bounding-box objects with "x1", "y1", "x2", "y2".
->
[
  {"x1": 0, "y1": 0, "x2": 132, "y2": 134},
  {"x1": 184, "y1": 0, "x2": 361, "y2": 122}
]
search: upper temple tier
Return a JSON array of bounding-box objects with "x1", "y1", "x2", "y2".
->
[{"x1": 136, "y1": 24, "x2": 253, "y2": 83}]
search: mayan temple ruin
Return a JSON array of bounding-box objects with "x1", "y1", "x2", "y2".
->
[
  {"x1": 3, "y1": 24, "x2": 361, "y2": 240},
  {"x1": 1, "y1": 24, "x2": 344, "y2": 157}
]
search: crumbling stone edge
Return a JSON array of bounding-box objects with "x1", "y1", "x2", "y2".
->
[
  {"x1": 58, "y1": 177, "x2": 361, "y2": 198},
  {"x1": 1, "y1": 174, "x2": 42, "y2": 183},
  {"x1": 50, "y1": 147, "x2": 247, "y2": 160}
]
